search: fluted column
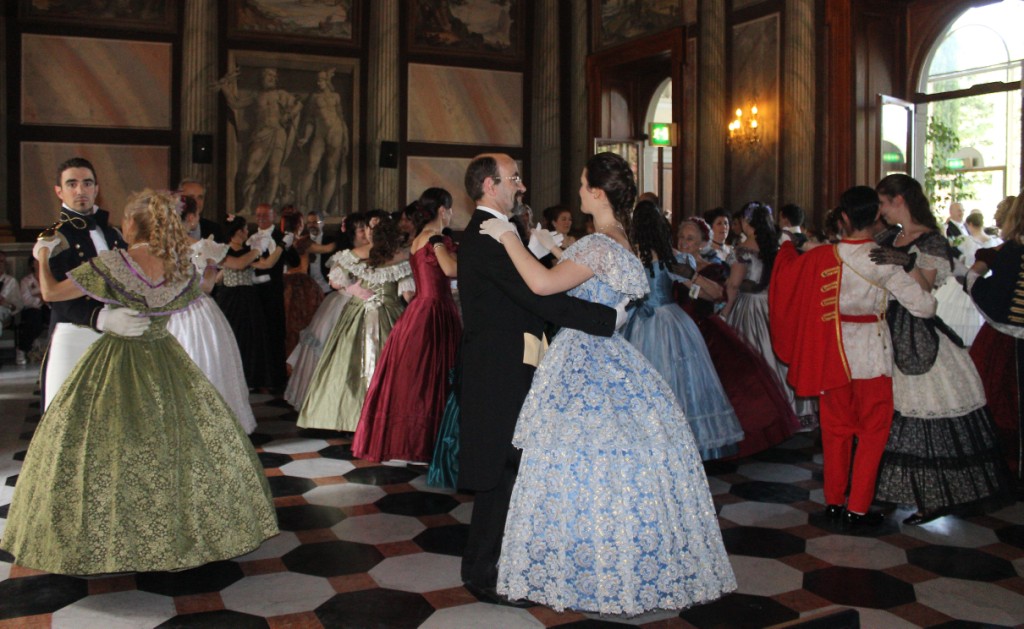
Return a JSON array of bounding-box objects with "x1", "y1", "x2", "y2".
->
[
  {"x1": 783, "y1": 0, "x2": 815, "y2": 209},
  {"x1": 367, "y1": 0, "x2": 400, "y2": 213},
  {"x1": 697, "y1": 0, "x2": 727, "y2": 212},
  {"x1": 530, "y1": 0, "x2": 560, "y2": 211},
  {"x1": 568, "y1": 0, "x2": 589, "y2": 208},
  {"x1": 0, "y1": 14, "x2": 8, "y2": 227},
  {"x1": 180, "y1": 0, "x2": 218, "y2": 202}
]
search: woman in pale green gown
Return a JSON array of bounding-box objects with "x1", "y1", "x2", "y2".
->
[
  {"x1": 0, "y1": 190, "x2": 278, "y2": 576},
  {"x1": 297, "y1": 213, "x2": 413, "y2": 432}
]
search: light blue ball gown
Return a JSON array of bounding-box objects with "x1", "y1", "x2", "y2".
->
[
  {"x1": 623, "y1": 259, "x2": 744, "y2": 459},
  {"x1": 496, "y1": 234, "x2": 736, "y2": 615}
]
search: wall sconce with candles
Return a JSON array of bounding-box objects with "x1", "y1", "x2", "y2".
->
[{"x1": 728, "y1": 103, "x2": 761, "y2": 150}]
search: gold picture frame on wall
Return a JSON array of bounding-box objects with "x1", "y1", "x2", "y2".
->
[
  {"x1": 407, "y1": 0, "x2": 524, "y2": 61},
  {"x1": 220, "y1": 50, "x2": 360, "y2": 218},
  {"x1": 227, "y1": 0, "x2": 361, "y2": 46},
  {"x1": 19, "y1": 0, "x2": 177, "y2": 33}
]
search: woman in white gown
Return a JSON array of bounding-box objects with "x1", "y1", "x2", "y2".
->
[
  {"x1": 167, "y1": 197, "x2": 257, "y2": 433},
  {"x1": 935, "y1": 210, "x2": 1001, "y2": 346}
]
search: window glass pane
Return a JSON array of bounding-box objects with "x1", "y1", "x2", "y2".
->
[{"x1": 925, "y1": 1, "x2": 1024, "y2": 95}]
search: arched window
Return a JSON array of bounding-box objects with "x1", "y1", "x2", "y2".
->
[
  {"x1": 643, "y1": 79, "x2": 673, "y2": 217},
  {"x1": 917, "y1": 1, "x2": 1023, "y2": 224}
]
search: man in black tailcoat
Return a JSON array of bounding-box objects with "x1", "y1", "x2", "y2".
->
[
  {"x1": 252, "y1": 202, "x2": 287, "y2": 391},
  {"x1": 36, "y1": 157, "x2": 147, "y2": 409},
  {"x1": 457, "y1": 153, "x2": 621, "y2": 604}
]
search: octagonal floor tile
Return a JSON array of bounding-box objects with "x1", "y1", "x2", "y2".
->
[
  {"x1": 805, "y1": 535, "x2": 907, "y2": 570},
  {"x1": 369, "y1": 552, "x2": 462, "y2": 593},
  {"x1": 997, "y1": 524, "x2": 1024, "y2": 549},
  {"x1": 344, "y1": 465, "x2": 420, "y2": 486},
  {"x1": 901, "y1": 517, "x2": 999, "y2": 548},
  {"x1": 282, "y1": 540, "x2": 384, "y2": 577},
  {"x1": 990, "y1": 501, "x2": 1024, "y2": 525},
  {"x1": 375, "y1": 491, "x2": 459, "y2": 516},
  {"x1": 719, "y1": 502, "x2": 809, "y2": 529},
  {"x1": 450, "y1": 501, "x2": 473, "y2": 525},
  {"x1": 906, "y1": 545, "x2": 1016, "y2": 581},
  {"x1": 304, "y1": 482, "x2": 387, "y2": 508},
  {"x1": 804, "y1": 566, "x2": 915, "y2": 609},
  {"x1": 267, "y1": 475, "x2": 316, "y2": 498},
  {"x1": 751, "y1": 447, "x2": 814, "y2": 465},
  {"x1": 275, "y1": 504, "x2": 346, "y2": 531},
  {"x1": 317, "y1": 589, "x2": 436, "y2": 629},
  {"x1": 256, "y1": 452, "x2": 292, "y2": 469},
  {"x1": 261, "y1": 437, "x2": 329, "y2": 455},
  {"x1": 730, "y1": 555, "x2": 803, "y2": 596},
  {"x1": 420, "y1": 602, "x2": 543, "y2": 628},
  {"x1": 318, "y1": 444, "x2": 355, "y2": 460},
  {"x1": 679, "y1": 592, "x2": 799, "y2": 629},
  {"x1": 157, "y1": 609, "x2": 270, "y2": 628},
  {"x1": 729, "y1": 481, "x2": 809, "y2": 504},
  {"x1": 220, "y1": 571, "x2": 335, "y2": 617},
  {"x1": 136, "y1": 561, "x2": 244, "y2": 596},
  {"x1": 706, "y1": 476, "x2": 731, "y2": 496},
  {"x1": 235, "y1": 531, "x2": 302, "y2": 561},
  {"x1": 409, "y1": 475, "x2": 458, "y2": 495},
  {"x1": 280, "y1": 457, "x2": 355, "y2": 479},
  {"x1": 0, "y1": 573, "x2": 87, "y2": 620},
  {"x1": 331, "y1": 513, "x2": 426, "y2": 544},
  {"x1": 915, "y1": 577, "x2": 1024, "y2": 626},
  {"x1": 251, "y1": 419, "x2": 297, "y2": 434},
  {"x1": 722, "y1": 526, "x2": 806, "y2": 558},
  {"x1": 807, "y1": 606, "x2": 918, "y2": 629},
  {"x1": 414, "y1": 524, "x2": 469, "y2": 556},
  {"x1": 736, "y1": 461, "x2": 812, "y2": 483},
  {"x1": 52, "y1": 590, "x2": 176, "y2": 629}
]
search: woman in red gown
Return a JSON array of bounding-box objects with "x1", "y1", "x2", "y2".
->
[
  {"x1": 354, "y1": 188, "x2": 461, "y2": 462},
  {"x1": 675, "y1": 217, "x2": 800, "y2": 457}
]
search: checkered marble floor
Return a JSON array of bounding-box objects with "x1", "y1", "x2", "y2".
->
[{"x1": 1, "y1": 366, "x2": 1023, "y2": 628}]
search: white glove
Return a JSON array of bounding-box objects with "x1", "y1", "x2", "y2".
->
[
  {"x1": 253, "y1": 274, "x2": 271, "y2": 284},
  {"x1": 613, "y1": 297, "x2": 630, "y2": 330},
  {"x1": 96, "y1": 307, "x2": 150, "y2": 337},
  {"x1": 33, "y1": 236, "x2": 61, "y2": 260},
  {"x1": 480, "y1": 218, "x2": 518, "y2": 243},
  {"x1": 345, "y1": 282, "x2": 375, "y2": 300},
  {"x1": 533, "y1": 227, "x2": 558, "y2": 252},
  {"x1": 282, "y1": 233, "x2": 295, "y2": 248}
]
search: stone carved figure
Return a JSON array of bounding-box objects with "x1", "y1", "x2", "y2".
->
[
  {"x1": 297, "y1": 68, "x2": 350, "y2": 216},
  {"x1": 217, "y1": 66, "x2": 303, "y2": 213}
]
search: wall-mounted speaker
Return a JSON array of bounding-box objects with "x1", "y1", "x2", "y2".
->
[
  {"x1": 379, "y1": 141, "x2": 399, "y2": 169},
  {"x1": 192, "y1": 134, "x2": 213, "y2": 164}
]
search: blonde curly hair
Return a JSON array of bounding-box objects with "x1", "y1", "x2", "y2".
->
[
  {"x1": 1000, "y1": 194, "x2": 1024, "y2": 244},
  {"x1": 123, "y1": 189, "x2": 193, "y2": 283}
]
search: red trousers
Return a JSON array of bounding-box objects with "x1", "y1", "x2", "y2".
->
[{"x1": 820, "y1": 376, "x2": 894, "y2": 514}]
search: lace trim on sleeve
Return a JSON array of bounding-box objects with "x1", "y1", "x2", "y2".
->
[{"x1": 561, "y1": 234, "x2": 647, "y2": 299}]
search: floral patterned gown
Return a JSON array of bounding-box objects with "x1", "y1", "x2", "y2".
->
[
  {"x1": 496, "y1": 234, "x2": 736, "y2": 615},
  {"x1": 0, "y1": 250, "x2": 278, "y2": 575}
]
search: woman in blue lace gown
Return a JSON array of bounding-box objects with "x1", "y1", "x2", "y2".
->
[
  {"x1": 623, "y1": 200, "x2": 743, "y2": 460},
  {"x1": 479, "y1": 153, "x2": 735, "y2": 615}
]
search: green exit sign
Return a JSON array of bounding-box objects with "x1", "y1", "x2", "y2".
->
[
  {"x1": 946, "y1": 158, "x2": 965, "y2": 169},
  {"x1": 649, "y1": 122, "x2": 677, "y2": 147},
  {"x1": 882, "y1": 152, "x2": 903, "y2": 163}
]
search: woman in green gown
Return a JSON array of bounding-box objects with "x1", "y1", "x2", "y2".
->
[
  {"x1": 297, "y1": 213, "x2": 413, "y2": 432},
  {"x1": 0, "y1": 190, "x2": 278, "y2": 576}
]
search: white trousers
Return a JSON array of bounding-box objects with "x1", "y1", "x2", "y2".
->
[{"x1": 44, "y1": 322, "x2": 101, "y2": 410}]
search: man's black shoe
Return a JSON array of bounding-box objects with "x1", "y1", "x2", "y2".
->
[
  {"x1": 463, "y1": 582, "x2": 533, "y2": 608},
  {"x1": 824, "y1": 504, "x2": 844, "y2": 521},
  {"x1": 843, "y1": 510, "x2": 884, "y2": 528}
]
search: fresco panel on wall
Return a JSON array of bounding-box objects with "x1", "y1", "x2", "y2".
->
[{"x1": 407, "y1": 63, "x2": 522, "y2": 147}]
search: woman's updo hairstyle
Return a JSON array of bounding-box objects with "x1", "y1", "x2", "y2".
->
[
  {"x1": 740, "y1": 201, "x2": 779, "y2": 291},
  {"x1": 367, "y1": 213, "x2": 403, "y2": 268},
  {"x1": 686, "y1": 217, "x2": 711, "y2": 243},
  {"x1": 412, "y1": 187, "x2": 453, "y2": 235},
  {"x1": 585, "y1": 152, "x2": 637, "y2": 232},
  {"x1": 224, "y1": 215, "x2": 248, "y2": 240},
  {"x1": 180, "y1": 195, "x2": 198, "y2": 221},
  {"x1": 876, "y1": 174, "x2": 939, "y2": 231},
  {"x1": 123, "y1": 189, "x2": 192, "y2": 283},
  {"x1": 280, "y1": 205, "x2": 303, "y2": 234}
]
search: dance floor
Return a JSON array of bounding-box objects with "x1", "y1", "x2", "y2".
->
[{"x1": 1, "y1": 366, "x2": 1022, "y2": 628}]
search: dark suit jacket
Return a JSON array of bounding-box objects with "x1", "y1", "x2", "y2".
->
[
  {"x1": 49, "y1": 208, "x2": 125, "y2": 330},
  {"x1": 199, "y1": 217, "x2": 224, "y2": 242},
  {"x1": 457, "y1": 209, "x2": 616, "y2": 491},
  {"x1": 946, "y1": 221, "x2": 964, "y2": 238}
]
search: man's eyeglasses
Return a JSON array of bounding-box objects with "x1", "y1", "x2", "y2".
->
[{"x1": 493, "y1": 175, "x2": 522, "y2": 184}]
